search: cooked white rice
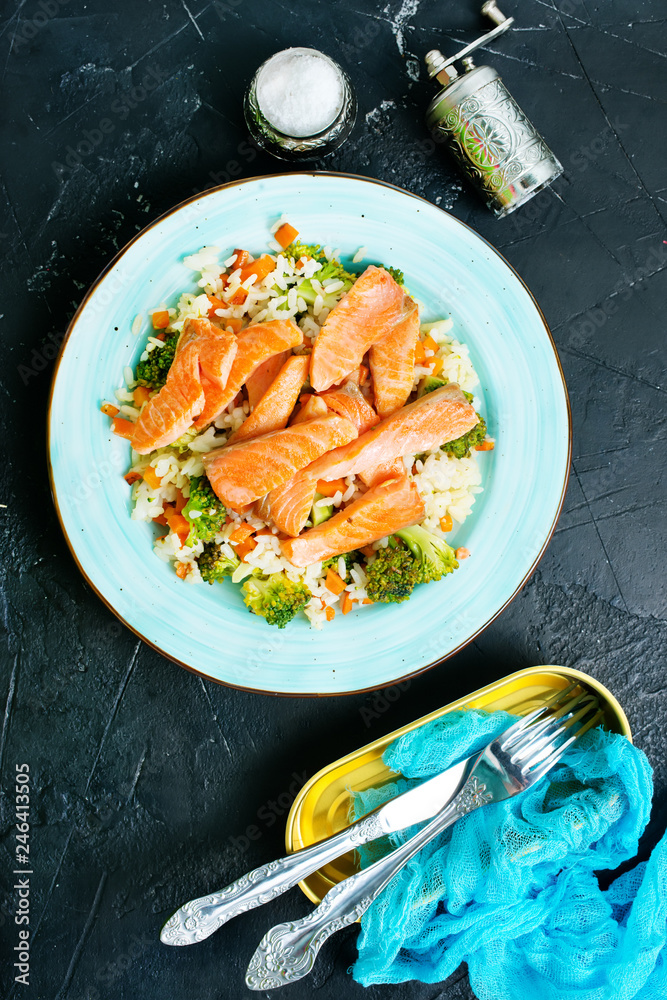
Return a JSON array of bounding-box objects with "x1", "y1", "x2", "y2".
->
[{"x1": 120, "y1": 241, "x2": 489, "y2": 627}]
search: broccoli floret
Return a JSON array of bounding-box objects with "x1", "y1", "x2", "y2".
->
[
  {"x1": 172, "y1": 427, "x2": 200, "y2": 453},
  {"x1": 441, "y1": 415, "x2": 487, "y2": 459},
  {"x1": 284, "y1": 241, "x2": 356, "y2": 311},
  {"x1": 322, "y1": 551, "x2": 363, "y2": 574},
  {"x1": 365, "y1": 545, "x2": 419, "y2": 604},
  {"x1": 242, "y1": 573, "x2": 312, "y2": 629},
  {"x1": 183, "y1": 476, "x2": 227, "y2": 544},
  {"x1": 197, "y1": 542, "x2": 240, "y2": 584},
  {"x1": 395, "y1": 525, "x2": 458, "y2": 585},
  {"x1": 135, "y1": 333, "x2": 178, "y2": 390},
  {"x1": 380, "y1": 265, "x2": 404, "y2": 285}
]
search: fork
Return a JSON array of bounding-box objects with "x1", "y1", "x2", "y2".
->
[{"x1": 245, "y1": 685, "x2": 603, "y2": 990}]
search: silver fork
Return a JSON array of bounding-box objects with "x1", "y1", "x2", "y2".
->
[{"x1": 245, "y1": 686, "x2": 603, "y2": 990}]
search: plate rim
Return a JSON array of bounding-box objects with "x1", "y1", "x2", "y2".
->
[{"x1": 47, "y1": 170, "x2": 572, "y2": 698}]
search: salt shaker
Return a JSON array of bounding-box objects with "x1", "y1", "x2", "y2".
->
[
  {"x1": 244, "y1": 47, "x2": 357, "y2": 161},
  {"x1": 425, "y1": 2, "x2": 563, "y2": 217}
]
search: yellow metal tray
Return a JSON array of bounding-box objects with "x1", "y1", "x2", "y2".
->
[{"x1": 285, "y1": 665, "x2": 631, "y2": 904}]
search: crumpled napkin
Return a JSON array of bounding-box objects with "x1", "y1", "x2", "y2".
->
[{"x1": 351, "y1": 708, "x2": 665, "y2": 1000}]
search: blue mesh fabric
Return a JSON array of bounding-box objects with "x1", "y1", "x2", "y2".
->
[{"x1": 351, "y1": 709, "x2": 660, "y2": 999}]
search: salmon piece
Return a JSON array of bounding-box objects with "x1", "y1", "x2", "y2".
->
[
  {"x1": 269, "y1": 475, "x2": 318, "y2": 537},
  {"x1": 193, "y1": 319, "x2": 302, "y2": 430},
  {"x1": 227, "y1": 355, "x2": 309, "y2": 444},
  {"x1": 331, "y1": 364, "x2": 368, "y2": 389},
  {"x1": 253, "y1": 494, "x2": 273, "y2": 523},
  {"x1": 305, "y1": 383, "x2": 478, "y2": 482},
  {"x1": 203, "y1": 413, "x2": 357, "y2": 509},
  {"x1": 131, "y1": 341, "x2": 205, "y2": 454},
  {"x1": 178, "y1": 317, "x2": 237, "y2": 388},
  {"x1": 369, "y1": 297, "x2": 419, "y2": 418},
  {"x1": 310, "y1": 266, "x2": 405, "y2": 392},
  {"x1": 246, "y1": 350, "x2": 291, "y2": 409},
  {"x1": 290, "y1": 394, "x2": 329, "y2": 425},
  {"x1": 320, "y1": 381, "x2": 380, "y2": 435},
  {"x1": 281, "y1": 475, "x2": 425, "y2": 567},
  {"x1": 358, "y1": 458, "x2": 405, "y2": 489}
]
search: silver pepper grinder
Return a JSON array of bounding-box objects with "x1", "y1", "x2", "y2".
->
[{"x1": 425, "y1": 2, "x2": 563, "y2": 217}]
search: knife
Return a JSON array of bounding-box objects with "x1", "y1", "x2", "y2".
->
[{"x1": 160, "y1": 752, "x2": 474, "y2": 946}]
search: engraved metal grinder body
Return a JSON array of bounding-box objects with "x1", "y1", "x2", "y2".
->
[{"x1": 425, "y1": 2, "x2": 563, "y2": 217}]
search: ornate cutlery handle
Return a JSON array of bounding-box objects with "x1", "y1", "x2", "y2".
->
[
  {"x1": 160, "y1": 811, "x2": 385, "y2": 946},
  {"x1": 245, "y1": 776, "x2": 487, "y2": 990}
]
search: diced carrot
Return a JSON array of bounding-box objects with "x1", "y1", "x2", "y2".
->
[
  {"x1": 414, "y1": 340, "x2": 426, "y2": 364},
  {"x1": 325, "y1": 569, "x2": 346, "y2": 596},
  {"x1": 152, "y1": 513, "x2": 168, "y2": 526},
  {"x1": 360, "y1": 545, "x2": 375, "y2": 557},
  {"x1": 155, "y1": 332, "x2": 166, "y2": 341},
  {"x1": 429, "y1": 356, "x2": 444, "y2": 377},
  {"x1": 239, "y1": 254, "x2": 276, "y2": 284},
  {"x1": 340, "y1": 592, "x2": 353, "y2": 615},
  {"x1": 219, "y1": 273, "x2": 229, "y2": 286},
  {"x1": 439, "y1": 513, "x2": 453, "y2": 533},
  {"x1": 142, "y1": 466, "x2": 162, "y2": 490},
  {"x1": 316, "y1": 478, "x2": 347, "y2": 498},
  {"x1": 325, "y1": 606, "x2": 335, "y2": 622},
  {"x1": 112, "y1": 417, "x2": 135, "y2": 440},
  {"x1": 362, "y1": 598, "x2": 374, "y2": 605},
  {"x1": 229, "y1": 522, "x2": 256, "y2": 544},
  {"x1": 172, "y1": 490, "x2": 188, "y2": 514},
  {"x1": 124, "y1": 470, "x2": 142, "y2": 486},
  {"x1": 152, "y1": 310, "x2": 170, "y2": 329},
  {"x1": 422, "y1": 333, "x2": 438, "y2": 354},
  {"x1": 456, "y1": 547, "x2": 470, "y2": 560},
  {"x1": 207, "y1": 295, "x2": 225, "y2": 318},
  {"x1": 133, "y1": 385, "x2": 151, "y2": 407},
  {"x1": 167, "y1": 513, "x2": 191, "y2": 545},
  {"x1": 229, "y1": 288, "x2": 247, "y2": 305},
  {"x1": 475, "y1": 440, "x2": 495, "y2": 451},
  {"x1": 236, "y1": 536, "x2": 257, "y2": 561},
  {"x1": 275, "y1": 222, "x2": 299, "y2": 249},
  {"x1": 224, "y1": 316, "x2": 244, "y2": 333},
  {"x1": 175, "y1": 562, "x2": 191, "y2": 580},
  {"x1": 233, "y1": 249, "x2": 252, "y2": 269},
  {"x1": 101, "y1": 402, "x2": 119, "y2": 417}
]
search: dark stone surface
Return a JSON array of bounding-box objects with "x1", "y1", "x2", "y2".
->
[{"x1": 0, "y1": 1, "x2": 665, "y2": 997}]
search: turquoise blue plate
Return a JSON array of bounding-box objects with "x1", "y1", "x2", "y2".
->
[{"x1": 48, "y1": 173, "x2": 570, "y2": 696}]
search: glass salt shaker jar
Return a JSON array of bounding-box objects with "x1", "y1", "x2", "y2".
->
[{"x1": 244, "y1": 47, "x2": 357, "y2": 161}]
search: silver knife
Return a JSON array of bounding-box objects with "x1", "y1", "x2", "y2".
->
[{"x1": 160, "y1": 753, "x2": 475, "y2": 946}]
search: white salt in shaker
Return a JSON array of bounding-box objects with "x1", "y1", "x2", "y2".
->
[{"x1": 244, "y1": 47, "x2": 356, "y2": 160}]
